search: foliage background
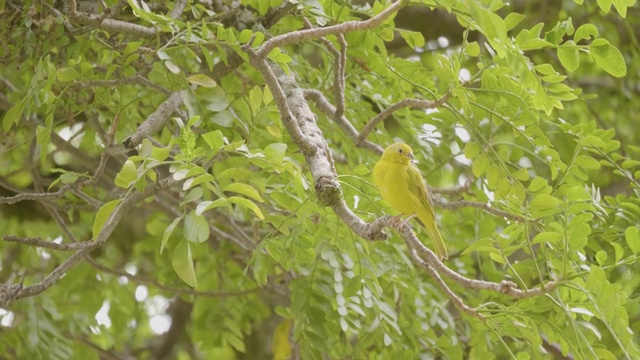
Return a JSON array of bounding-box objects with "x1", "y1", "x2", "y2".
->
[{"x1": 1, "y1": 0, "x2": 640, "y2": 359}]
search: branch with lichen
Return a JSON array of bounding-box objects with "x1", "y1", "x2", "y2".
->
[{"x1": 243, "y1": 1, "x2": 558, "y2": 315}]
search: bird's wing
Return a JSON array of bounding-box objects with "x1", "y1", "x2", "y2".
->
[{"x1": 404, "y1": 164, "x2": 436, "y2": 217}]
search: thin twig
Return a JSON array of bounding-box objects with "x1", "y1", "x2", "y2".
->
[
  {"x1": 303, "y1": 89, "x2": 382, "y2": 155},
  {"x1": 0, "y1": 187, "x2": 68, "y2": 204},
  {"x1": 264, "y1": 1, "x2": 297, "y2": 28},
  {"x1": 357, "y1": 95, "x2": 451, "y2": 144},
  {"x1": 86, "y1": 257, "x2": 259, "y2": 298},
  {"x1": 432, "y1": 198, "x2": 528, "y2": 223},
  {"x1": 2, "y1": 235, "x2": 93, "y2": 251},
  {"x1": 430, "y1": 176, "x2": 473, "y2": 195},
  {"x1": 334, "y1": 34, "x2": 347, "y2": 122},
  {"x1": 409, "y1": 248, "x2": 485, "y2": 320}
]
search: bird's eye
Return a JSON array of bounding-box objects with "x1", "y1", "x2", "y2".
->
[{"x1": 398, "y1": 148, "x2": 403, "y2": 153}]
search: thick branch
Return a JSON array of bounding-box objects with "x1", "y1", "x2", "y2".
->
[
  {"x1": 65, "y1": 0, "x2": 157, "y2": 38},
  {"x1": 170, "y1": 0, "x2": 188, "y2": 19},
  {"x1": 123, "y1": 92, "x2": 183, "y2": 149}
]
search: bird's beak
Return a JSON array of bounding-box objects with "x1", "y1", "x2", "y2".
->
[{"x1": 407, "y1": 152, "x2": 414, "y2": 160}]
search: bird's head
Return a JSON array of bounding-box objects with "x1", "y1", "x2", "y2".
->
[{"x1": 381, "y1": 142, "x2": 414, "y2": 164}]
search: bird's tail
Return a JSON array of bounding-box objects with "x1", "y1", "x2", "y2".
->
[{"x1": 418, "y1": 213, "x2": 448, "y2": 260}]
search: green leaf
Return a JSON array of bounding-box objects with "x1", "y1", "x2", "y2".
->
[
  {"x1": 469, "y1": 1, "x2": 508, "y2": 57},
  {"x1": 223, "y1": 183, "x2": 263, "y2": 202},
  {"x1": 93, "y1": 200, "x2": 121, "y2": 240},
  {"x1": 187, "y1": 74, "x2": 217, "y2": 88},
  {"x1": 532, "y1": 231, "x2": 563, "y2": 244},
  {"x1": 115, "y1": 160, "x2": 139, "y2": 188},
  {"x1": 529, "y1": 194, "x2": 562, "y2": 218},
  {"x1": 123, "y1": 41, "x2": 141, "y2": 56},
  {"x1": 589, "y1": 39, "x2": 627, "y2": 77},
  {"x1": 164, "y1": 60, "x2": 181, "y2": 74},
  {"x1": 398, "y1": 29, "x2": 425, "y2": 48},
  {"x1": 464, "y1": 141, "x2": 481, "y2": 159},
  {"x1": 504, "y1": 13, "x2": 526, "y2": 31},
  {"x1": 612, "y1": 0, "x2": 632, "y2": 17},
  {"x1": 263, "y1": 86, "x2": 273, "y2": 106},
  {"x1": 183, "y1": 211, "x2": 209, "y2": 243},
  {"x1": 265, "y1": 143, "x2": 287, "y2": 165},
  {"x1": 196, "y1": 198, "x2": 229, "y2": 215},
  {"x1": 489, "y1": 252, "x2": 506, "y2": 264},
  {"x1": 465, "y1": 41, "x2": 480, "y2": 57},
  {"x1": 574, "y1": 24, "x2": 599, "y2": 42},
  {"x1": 229, "y1": 196, "x2": 265, "y2": 220},
  {"x1": 212, "y1": 110, "x2": 235, "y2": 128},
  {"x1": 198, "y1": 86, "x2": 229, "y2": 111},
  {"x1": 184, "y1": 187, "x2": 203, "y2": 203},
  {"x1": 557, "y1": 41, "x2": 580, "y2": 72},
  {"x1": 183, "y1": 174, "x2": 215, "y2": 191},
  {"x1": 596, "y1": 0, "x2": 612, "y2": 12},
  {"x1": 3, "y1": 97, "x2": 27, "y2": 132},
  {"x1": 575, "y1": 155, "x2": 601, "y2": 170},
  {"x1": 202, "y1": 130, "x2": 224, "y2": 150},
  {"x1": 249, "y1": 86, "x2": 263, "y2": 114},
  {"x1": 582, "y1": 135, "x2": 606, "y2": 148},
  {"x1": 461, "y1": 238, "x2": 495, "y2": 255},
  {"x1": 56, "y1": 67, "x2": 79, "y2": 82},
  {"x1": 223, "y1": 332, "x2": 246, "y2": 353},
  {"x1": 625, "y1": 226, "x2": 640, "y2": 255},
  {"x1": 472, "y1": 154, "x2": 490, "y2": 177},
  {"x1": 595, "y1": 250, "x2": 608, "y2": 265},
  {"x1": 239, "y1": 29, "x2": 253, "y2": 43},
  {"x1": 172, "y1": 240, "x2": 197, "y2": 287},
  {"x1": 353, "y1": 164, "x2": 370, "y2": 176},
  {"x1": 161, "y1": 216, "x2": 182, "y2": 254},
  {"x1": 60, "y1": 172, "x2": 79, "y2": 184}
]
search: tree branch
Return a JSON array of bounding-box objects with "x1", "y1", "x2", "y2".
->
[
  {"x1": 123, "y1": 92, "x2": 183, "y2": 149},
  {"x1": 255, "y1": 0, "x2": 407, "y2": 58},
  {"x1": 432, "y1": 198, "x2": 529, "y2": 223},
  {"x1": 86, "y1": 257, "x2": 259, "y2": 298},
  {"x1": 2, "y1": 235, "x2": 93, "y2": 251},
  {"x1": 303, "y1": 89, "x2": 383, "y2": 155},
  {"x1": 65, "y1": 0, "x2": 157, "y2": 38},
  {"x1": 408, "y1": 248, "x2": 485, "y2": 320},
  {"x1": 398, "y1": 223, "x2": 559, "y2": 299},
  {"x1": 356, "y1": 95, "x2": 451, "y2": 144},
  {"x1": 0, "y1": 177, "x2": 179, "y2": 306}
]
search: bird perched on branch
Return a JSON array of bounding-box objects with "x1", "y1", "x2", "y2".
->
[{"x1": 373, "y1": 142, "x2": 448, "y2": 260}]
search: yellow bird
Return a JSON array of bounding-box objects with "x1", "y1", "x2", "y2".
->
[{"x1": 373, "y1": 143, "x2": 448, "y2": 260}]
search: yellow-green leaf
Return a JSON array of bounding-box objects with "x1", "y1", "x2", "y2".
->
[
  {"x1": 172, "y1": 240, "x2": 197, "y2": 287},
  {"x1": 224, "y1": 183, "x2": 263, "y2": 202},
  {"x1": 229, "y1": 196, "x2": 265, "y2": 220},
  {"x1": 93, "y1": 200, "x2": 121, "y2": 240}
]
